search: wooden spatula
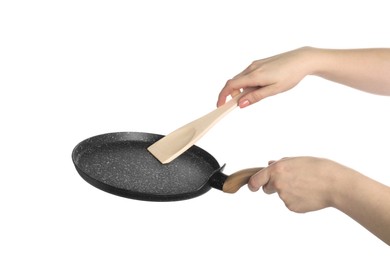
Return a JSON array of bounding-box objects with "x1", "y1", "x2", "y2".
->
[{"x1": 148, "y1": 92, "x2": 245, "y2": 164}]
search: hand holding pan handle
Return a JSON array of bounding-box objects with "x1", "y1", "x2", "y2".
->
[
  {"x1": 209, "y1": 165, "x2": 264, "y2": 194},
  {"x1": 223, "y1": 167, "x2": 264, "y2": 193}
]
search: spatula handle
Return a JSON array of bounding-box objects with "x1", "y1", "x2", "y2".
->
[{"x1": 222, "y1": 167, "x2": 264, "y2": 193}]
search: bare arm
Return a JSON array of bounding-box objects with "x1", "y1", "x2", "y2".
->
[
  {"x1": 332, "y1": 164, "x2": 390, "y2": 246},
  {"x1": 312, "y1": 48, "x2": 390, "y2": 95},
  {"x1": 248, "y1": 157, "x2": 390, "y2": 245},
  {"x1": 218, "y1": 47, "x2": 390, "y2": 108}
]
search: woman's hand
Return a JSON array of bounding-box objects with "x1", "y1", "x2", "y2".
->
[
  {"x1": 248, "y1": 156, "x2": 390, "y2": 245},
  {"x1": 248, "y1": 156, "x2": 341, "y2": 213},
  {"x1": 218, "y1": 47, "x2": 390, "y2": 108},
  {"x1": 217, "y1": 47, "x2": 315, "y2": 108}
]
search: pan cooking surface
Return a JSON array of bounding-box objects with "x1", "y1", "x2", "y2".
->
[{"x1": 72, "y1": 132, "x2": 220, "y2": 201}]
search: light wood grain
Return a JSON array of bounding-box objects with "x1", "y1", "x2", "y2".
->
[
  {"x1": 223, "y1": 167, "x2": 263, "y2": 193},
  {"x1": 147, "y1": 92, "x2": 245, "y2": 164}
]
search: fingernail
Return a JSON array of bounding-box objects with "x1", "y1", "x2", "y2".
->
[
  {"x1": 268, "y1": 160, "x2": 276, "y2": 165},
  {"x1": 239, "y1": 99, "x2": 250, "y2": 108}
]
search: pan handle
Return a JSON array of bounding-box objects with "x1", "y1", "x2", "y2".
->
[{"x1": 222, "y1": 167, "x2": 264, "y2": 194}]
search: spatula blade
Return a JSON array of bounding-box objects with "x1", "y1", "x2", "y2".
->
[
  {"x1": 147, "y1": 92, "x2": 244, "y2": 164},
  {"x1": 147, "y1": 126, "x2": 196, "y2": 164}
]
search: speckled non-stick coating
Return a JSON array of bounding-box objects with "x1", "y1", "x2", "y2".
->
[{"x1": 72, "y1": 132, "x2": 221, "y2": 201}]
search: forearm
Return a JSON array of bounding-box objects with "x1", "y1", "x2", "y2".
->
[
  {"x1": 331, "y1": 167, "x2": 390, "y2": 245},
  {"x1": 307, "y1": 47, "x2": 390, "y2": 95}
]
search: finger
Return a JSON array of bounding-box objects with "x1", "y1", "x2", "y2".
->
[
  {"x1": 262, "y1": 182, "x2": 276, "y2": 195},
  {"x1": 217, "y1": 81, "x2": 242, "y2": 107},
  {"x1": 238, "y1": 83, "x2": 281, "y2": 108},
  {"x1": 268, "y1": 160, "x2": 276, "y2": 165},
  {"x1": 231, "y1": 89, "x2": 242, "y2": 98},
  {"x1": 217, "y1": 84, "x2": 236, "y2": 107},
  {"x1": 217, "y1": 75, "x2": 262, "y2": 107},
  {"x1": 269, "y1": 157, "x2": 291, "y2": 165},
  {"x1": 248, "y1": 168, "x2": 270, "y2": 192}
]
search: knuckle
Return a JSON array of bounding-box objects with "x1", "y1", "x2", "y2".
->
[
  {"x1": 224, "y1": 79, "x2": 233, "y2": 88},
  {"x1": 226, "y1": 78, "x2": 233, "y2": 85},
  {"x1": 248, "y1": 60, "x2": 260, "y2": 71},
  {"x1": 224, "y1": 79, "x2": 237, "y2": 90},
  {"x1": 272, "y1": 161, "x2": 287, "y2": 174},
  {"x1": 249, "y1": 91, "x2": 265, "y2": 102}
]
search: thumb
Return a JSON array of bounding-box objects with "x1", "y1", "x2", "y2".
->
[{"x1": 248, "y1": 168, "x2": 270, "y2": 192}]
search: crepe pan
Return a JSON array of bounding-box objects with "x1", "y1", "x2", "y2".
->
[{"x1": 72, "y1": 132, "x2": 262, "y2": 201}]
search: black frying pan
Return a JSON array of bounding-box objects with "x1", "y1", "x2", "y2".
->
[{"x1": 72, "y1": 132, "x2": 261, "y2": 201}]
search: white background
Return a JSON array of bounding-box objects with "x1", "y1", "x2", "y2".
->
[{"x1": 1, "y1": 0, "x2": 390, "y2": 259}]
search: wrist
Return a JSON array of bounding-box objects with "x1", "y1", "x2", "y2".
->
[
  {"x1": 327, "y1": 163, "x2": 360, "y2": 210},
  {"x1": 296, "y1": 46, "x2": 327, "y2": 76}
]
